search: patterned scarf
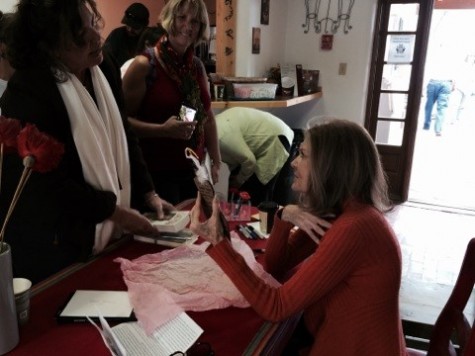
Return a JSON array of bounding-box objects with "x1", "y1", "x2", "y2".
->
[{"x1": 156, "y1": 36, "x2": 207, "y2": 149}]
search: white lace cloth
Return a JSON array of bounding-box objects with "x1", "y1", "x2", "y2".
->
[{"x1": 115, "y1": 233, "x2": 280, "y2": 335}]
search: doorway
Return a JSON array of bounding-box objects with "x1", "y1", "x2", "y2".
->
[{"x1": 409, "y1": 9, "x2": 475, "y2": 211}]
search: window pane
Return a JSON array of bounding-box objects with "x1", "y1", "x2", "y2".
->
[
  {"x1": 375, "y1": 121, "x2": 404, "y2": 146},
  {"x1": 385, "y1": 35, "x2": 415, "y2": 63},
  {"x1": 382, "y1": 64, "x2": 412, "y2": 91},
  {"x1": 378, "y1": 93, "x2": 408, "y2": 119},
  {"x1": 388, "y1": 4, "x2": 419, "y2": 32}
]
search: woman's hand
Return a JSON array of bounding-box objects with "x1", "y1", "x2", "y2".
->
[
  {"x1": 281, "y1": 205, "x2": 333, "y2": 244},
  {"x1": 162, "y1": 116, "x2": 197, "y2": 140},
  {"x1": 110, "y1": 205, "x2": 160, "y2": 237},
  {"x1": 145, "y1": 192, "x2": 176, "y2": 220},
  {"x1": 189, "y1": 192, "x2": 225, "y2": 246}
]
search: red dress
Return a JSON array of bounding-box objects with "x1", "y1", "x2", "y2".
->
[{"x1": 138, "y1": 49, "x2": 210, "y2": 173}]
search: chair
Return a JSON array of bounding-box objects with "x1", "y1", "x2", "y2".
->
[{"x1": 407, "y1": 238, "x2": 475, "y2": 356}]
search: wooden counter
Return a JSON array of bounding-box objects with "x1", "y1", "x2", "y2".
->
[{"x1": 211, "y1": 91, "x2": 322, "y2": 109}]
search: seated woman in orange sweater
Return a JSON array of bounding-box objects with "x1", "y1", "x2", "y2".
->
[{"x1": 190, "y1": 118, "x2": 407, "y2": 355}]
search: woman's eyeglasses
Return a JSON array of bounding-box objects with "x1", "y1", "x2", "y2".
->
[{"x1": 169, "y1": 341, "x2": 214, "y2": 356}]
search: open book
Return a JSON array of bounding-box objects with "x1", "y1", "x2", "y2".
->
[
  {"x1": 185, "y1": 147, "x2": 230, "y2": 238},
  {"x1": 89, "y1": 311, "x2": 203, "y2": 356}
]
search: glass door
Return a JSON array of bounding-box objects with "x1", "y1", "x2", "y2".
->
[{"x1": 365, "y1": 0, "x2": 434, "y2": 202}]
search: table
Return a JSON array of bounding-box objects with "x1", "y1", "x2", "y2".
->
[{"x1": 8, "y1": 201, "x2": 299, "y2": 356}]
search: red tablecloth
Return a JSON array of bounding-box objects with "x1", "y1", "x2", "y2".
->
[{"x1": 7, "y1": 202, "x2": 292, "y2": 356}]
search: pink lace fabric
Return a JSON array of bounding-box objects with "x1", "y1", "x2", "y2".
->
[{"x1": 115, "y1": 233, "x2": 280, "y2": 335}]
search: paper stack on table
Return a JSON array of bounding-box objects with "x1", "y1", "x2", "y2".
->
[
  {"x1": 135, "y1": 211, "x2": 198, "y2": 248},
  {"x1": 144, "y1": 211, "x2": 190, "y2": 233}
]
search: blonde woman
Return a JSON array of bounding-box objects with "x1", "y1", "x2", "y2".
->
[{"x1": 123, "y1": 0, "x2": 221, "y2": 205}]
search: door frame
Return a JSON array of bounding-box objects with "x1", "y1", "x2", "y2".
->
[{"x1": 364, "y1": 0, "x2": 434, "y2": 202}]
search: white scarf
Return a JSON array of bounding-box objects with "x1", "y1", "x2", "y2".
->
[{"x1": 57, "y1": 66, "x2": 131, "y2": 254}]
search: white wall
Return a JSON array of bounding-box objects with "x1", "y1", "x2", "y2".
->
[
  {"x1": 235, "y1": 0, "x2": 288, "y2": 77},
  {"x1": 2, "y1": 0, "x2": 378, "y2": 129},
  {"x1": 0, "y1": 0, "x2": 17, "y2": 12},
  {"x1": 232, "y1": 0, "x2": 378, "y2": 128}
]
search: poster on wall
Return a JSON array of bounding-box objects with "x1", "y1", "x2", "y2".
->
[
  {"x1": 261, "y1": 0, "x2": 269, "y2": 25},
  {"x1": 321, "y1": 34, "x2": 333, "y2": 50},
  {"x1": 388, "y1": 35, "x2": 415, "y2": 63},
  {"x1": 252, "y1": 27, "x2": 261, "y2": 54}
]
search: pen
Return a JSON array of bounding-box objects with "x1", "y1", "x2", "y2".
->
[
  {"x1": 246, "y1": 224, "x2": 265, "y2": 239},
  {"x1": 244, "y1": 225, "x2": 259, "y2": 239},
  {"x1": 237, "y1": 225, "x2": 252, "y2": 239}
]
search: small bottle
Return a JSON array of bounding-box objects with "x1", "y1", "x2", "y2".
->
[{"x1": 238, "y1": 191, "x2": 252, "y2": 221}]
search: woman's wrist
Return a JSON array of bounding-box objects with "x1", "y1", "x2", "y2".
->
[
  {"x1": 145, "y1": 191, "x2": 159, "y2": 204},
  {"x1": 210, "y1": 158, "x2": 220, "y2": 169}
]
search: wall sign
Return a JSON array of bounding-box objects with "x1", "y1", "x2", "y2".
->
[{"x1": 216, "y1": 0, "x2": 237, "y2": 75}]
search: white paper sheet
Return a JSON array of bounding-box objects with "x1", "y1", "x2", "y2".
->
[{"x1": 60, "y1": 290, "x2": 132, "y2": 318}]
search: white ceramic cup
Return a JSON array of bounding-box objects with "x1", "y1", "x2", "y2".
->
[{"x1": 13, "y1": 278, "x2": 32, "y2": 326}]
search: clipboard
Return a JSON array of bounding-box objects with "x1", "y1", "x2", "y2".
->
[{"x1": 56, "y1": 290, "x2": 136, "y2": 324}]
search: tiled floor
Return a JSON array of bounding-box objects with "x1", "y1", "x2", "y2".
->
[
  {"x1": 410, "y1": 94, "x2": 475, "y2": 210},
  {"x1": 398, "y1": 92, "x2": 475, "y2": 336},
  {"x1": 386, "y1": 202, "x2": 475, "y2": 329}
]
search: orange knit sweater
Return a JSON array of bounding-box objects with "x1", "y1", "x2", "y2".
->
[{"x1": 207, "y1": 200, "x2": 407, "y2": 355}]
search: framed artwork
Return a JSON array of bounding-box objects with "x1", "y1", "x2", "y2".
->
[
  {"x1": 252, "y1": 27, "x2": 261, "y2": 54},
  {"x1": 260, "y1": 0, "x2": 269, "y2": 25},
  {"x1": 321, "y1": 34, "x2": 333, "y2": 50}
]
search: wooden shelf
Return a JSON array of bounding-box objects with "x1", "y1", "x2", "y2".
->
[{"x1": 211, "y1": 91, "x2": 322, "y2": 109}]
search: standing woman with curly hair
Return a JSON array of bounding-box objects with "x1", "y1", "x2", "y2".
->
[
  {"x1": 0, "y1": 0, "x2": 174, "y2": 284},
  {"x1": 123, "y1": 0, "x2": 221, "y2": 205}
]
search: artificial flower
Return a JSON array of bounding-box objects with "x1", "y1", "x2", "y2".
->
[
  {"x1": 17, "y1": 124, "x2": 64, "y2": 173},
  {"x1": 0, "y1": 120, "x2": 65, "y2": 251}
]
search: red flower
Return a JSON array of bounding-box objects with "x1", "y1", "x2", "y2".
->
[
  {"x1": 0, "y1": 115, "x2": 21, "y2": 153},
  {"x1": 17, "y1": 124, "x2": 65, "y2": 173}
]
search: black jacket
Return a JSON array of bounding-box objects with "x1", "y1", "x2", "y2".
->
[{"x1": 0, "y1": 53, "x2": 154, "y2": 283}]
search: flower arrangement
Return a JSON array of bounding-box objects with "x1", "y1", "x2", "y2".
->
[{"x1": 0, "y1": 115, "x2": 65, "y2": 253}]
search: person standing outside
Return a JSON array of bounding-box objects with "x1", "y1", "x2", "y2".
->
[
  {"x1": 104, "y1": 2, "x2": 150, "y2": 66},
  {"x1": 423, "y1": 77, "x2": 453, "y2": 136},
  {"x1": 423, "y1": 39, "x2": 456, "y2": 137},
  {"x1": 123, "y1": 0, "x2": 221, "y2": 205}
]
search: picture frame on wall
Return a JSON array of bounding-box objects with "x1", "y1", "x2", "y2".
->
[
  {"x1": 260, "y1": 0, "x2": 269, "y2": 25},
  {"x1": 321, "y1": 34, "x2": 333, "y2": 50},
  {"x1": 252, "y1": 27, "x2": 261, "y2": 54}
]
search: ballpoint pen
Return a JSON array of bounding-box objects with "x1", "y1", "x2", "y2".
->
[
  {"x1": 237, "y1": 225, "x2": 252, "y2": 239},
  {"x1": 243, "y1": 225, "x2": 259, "y2": 239},
  {"x1": 246, "y1": 224, "x2": 265, "y2": 239}
]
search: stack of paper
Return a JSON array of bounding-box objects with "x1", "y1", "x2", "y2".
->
[{"x1": 145, "y1": 211, "x2": 190, "y2": 233}]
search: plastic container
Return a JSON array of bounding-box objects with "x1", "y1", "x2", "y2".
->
[
  {"x1": 232, "y1": 83, "x2": 278, "y2": 100},
  {"x1": 232, "y1": 191, "x2": 252, "y2": 221}
]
